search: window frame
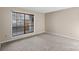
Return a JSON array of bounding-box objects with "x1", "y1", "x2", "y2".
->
[{"x1": 12, "y1": 11, "x2": 34, "y2": 37}]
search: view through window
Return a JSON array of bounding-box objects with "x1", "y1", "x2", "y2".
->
[{"x1": 12, "y1": 12, "x2": 34, "y2": 36}]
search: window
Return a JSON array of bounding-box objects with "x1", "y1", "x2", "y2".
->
[{"x1": 12, "y1": 12, "x2": 34, "y2": 36}]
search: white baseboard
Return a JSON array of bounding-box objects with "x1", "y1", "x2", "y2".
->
[{"x1": 47, "y1": 32, "x2": 79, "y2": 40}]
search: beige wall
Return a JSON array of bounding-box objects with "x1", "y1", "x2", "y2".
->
[
  {"x1": 46, "y1": 7, "x2": 79, "y2": 39},
  {"x1": 0, "y1": 7, "x2": 45, "y2": 42},
  {"x1": 0, "y1": 8, "x2": 6, "y2": 42}
]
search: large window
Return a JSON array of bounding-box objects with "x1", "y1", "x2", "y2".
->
[{"x1": 12, "y1": 12, "x2": 34, "y2": 36}]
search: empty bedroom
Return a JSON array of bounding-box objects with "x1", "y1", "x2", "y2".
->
[{"x1": 0, "y1": 7, "x2": 79, "y2": 51}]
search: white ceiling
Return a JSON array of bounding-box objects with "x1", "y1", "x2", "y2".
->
[{"x1": 23, "y1": 7, "x2": 70, "y2": 13}]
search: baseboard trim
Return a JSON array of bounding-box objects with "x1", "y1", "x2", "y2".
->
[
  {"x1": 47, "y1": 32, "x2": 79, "y2": 40},
  {"x1": 0, "y1": 32, "x2": 45, "y2": 44}
]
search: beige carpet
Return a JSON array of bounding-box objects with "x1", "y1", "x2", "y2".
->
[{"x1": 1, "y1": 33, "x2": 79, "y2": 51}]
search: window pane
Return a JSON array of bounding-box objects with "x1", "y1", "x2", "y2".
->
[
  {"x1": 16, "y1": 14, "x2": 24, "y2": 35},
  {"x1": 25, "y1": 15, "x2": 30, "y2": 20},
  {"x1": 12, "y1": 13, "x2": 17, "y2": 36},
  {"x1": 29, "y1": 15, "x2": 34, "y2": 32},
  {"x1": 25, "y1": 15, "x2": 34, "y2": 33},
  {"x1": 20, "y1": 14, "x2": 24, "y2": 20}
]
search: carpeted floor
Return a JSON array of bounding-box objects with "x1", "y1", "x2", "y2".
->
[{"x1": 1, "y1": 33, "x2": 79, "y2": 51}]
